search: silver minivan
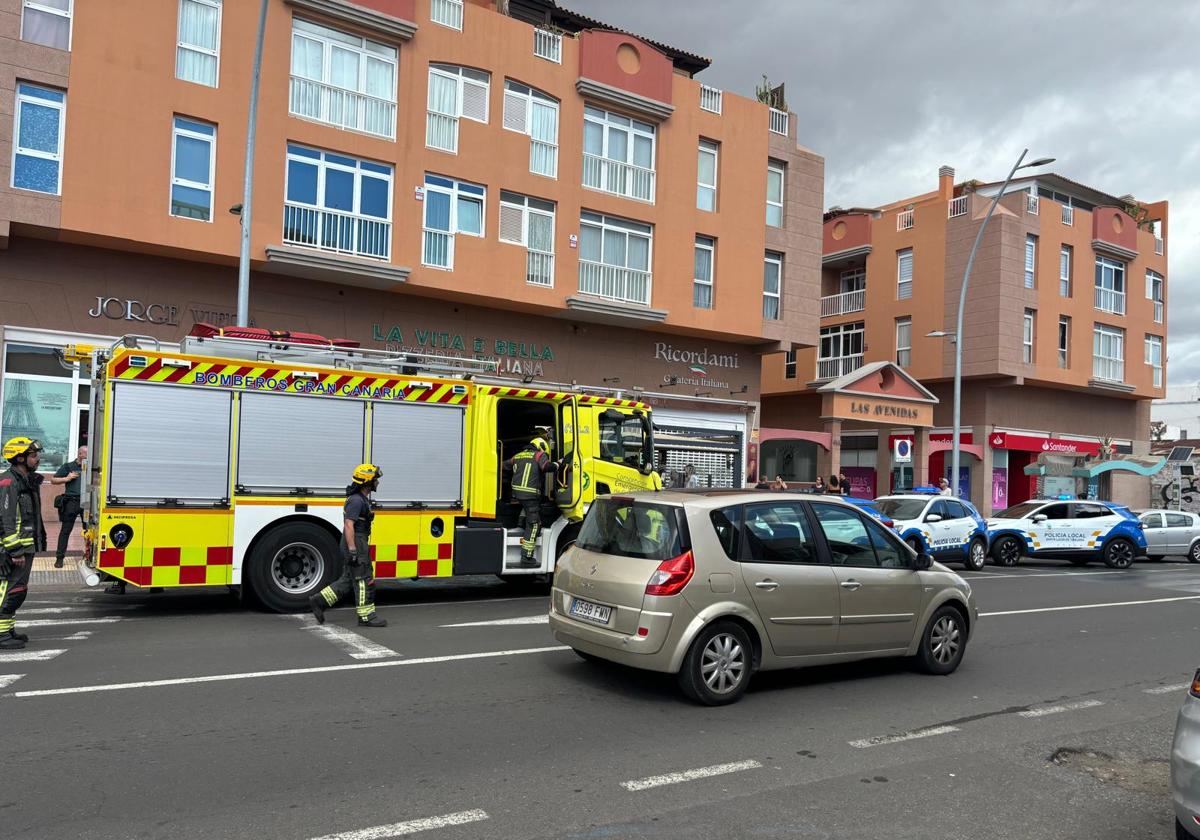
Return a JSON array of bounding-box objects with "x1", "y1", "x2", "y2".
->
[{"x1": 549, "y1": 491, "x2": 978, "y2": 705}]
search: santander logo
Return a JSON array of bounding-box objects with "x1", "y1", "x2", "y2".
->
[
  {"x1": 1041, "y1": 441, "x2": 1079, "y2": 453},
  {"x1": 992, "y1": 435, "x2": 1004, "y2": 446}
]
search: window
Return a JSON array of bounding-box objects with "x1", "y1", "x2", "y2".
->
[
  {"x1": 896, "y1": 317, "x2": 912, "y2": 367},
  {"x1": 575, "y1": 498, "x2": 685, "y2": 562},
  {"x1": 11, "y1": 83, "x2": 65, "y2": 195},
  {"x1": 710, "y1": 506, "x2": 743, "y2": 560},
  {"x1": 578, "y1": 211, "x2": 653, "y2": 305},
  {"x1": 498, "y1": 190, "x2": 555, "y2": 287},
  {"x1": 1059, "y1": 245, "x2": 1072, "y2": 297},
  {"x1": 426, "y1": 64, "x2": 490, "y2": 153},
  {"x1": 1146, "y1": 334, "x2": 1163, "y2": 388},
  {"x1": 1, "y1": 341, "x2": 92, "y2": 471},
  {"x1": 1073, "y1": 503, "x2": 1112, "y2": 520},
  {"x1": 840, "y1": 267, "x2": 866, "y2": 293},
  {"x1": 766, "y1": 161, "x2": 784, "y2": 227},
  {"x1": 582, "y1": 106, "x2": 656, "y2": 202},
  {"x1": 22, "y1": 0, "x2": 71, "y2": 50},
  {"x1": 784, "y1": 350, "x2": 797, "y2": 380},
  {"x1": 1095, "y1": 256, "x2": 1126, "y2": 315},
  {"x1": 1038, "y1": 503, "x2": 1071, "y2": 520},
  {"x1": 283, "y1": 144, "x2": 393, "y2": 260},
  {"x1": 818, "y1": 322, "x2": 864, "y2": 379},
  {"x1": 430, "y1": 0, "x2": 463, "y2": 30},
  {"x1": 1146, "y1": 270, "x2": 1164, "y2": 324},
  {"x1": 1058, "y1": 317, "x2": 1070, "y2": 368},
  {"x1": 170, "y1": 117, "x2": 215, "y2": 222},
  {"x1": 811, "y1": 503, "x2": 877, "y2": 567},
  {"x1": 422, "y1": 174, "x2": 484, "y2": 269},
  {"x1": 1167, "y1": 512, "x2": 1192, "y2": 528},
  {"x1": 743, "y1": 502, "x2": 817, "y2": 564},
  {"x1": 1093, "y1": 324, "x2": 1125, "y2": 382},
  {"x1": 597, "y1": 411, "x2": 650, "y2": 471},
  {"x1": 502, "y1": 80, "x2": 558, "y2": 178},
  {"x1": 945, "y1": 500, "x2": 968, "y2": 520},
  {"x1": 1024, "y1": 234, "x2": 1037, "y2": 289},
  {"x1": 289, "y1": 19, "x2": 398, "y2": 139},
  {"x1": 176, "y1": 0, "x2": 221, "y2": 87},
  {"x1": 763, "y1": 251, "x2": 782, "y2": 320},
  {"x1": 1022, "y1": 310, "x2": 1035, "y2": 363},
  {"x1": 697, "y1": 139, "x2": 718, "y2": 211},
  {"x1": 897, "y1": 248, "x2": 913, "y2": 300},
  {"x1": 691, "y1": 236, "x2": 715, "y2": 309}
]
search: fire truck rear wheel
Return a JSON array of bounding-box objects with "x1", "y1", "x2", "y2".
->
[{"x1": 248, "y1": 522, "x2": 340, "y2": 613}]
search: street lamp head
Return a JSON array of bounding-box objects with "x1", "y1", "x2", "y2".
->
[
  {"x1": 926, "y1": 330, "x2": 953, "y2": 338},
  {"x1": 1023, "y1": 157, "x2": 1056, "y2": 169}
]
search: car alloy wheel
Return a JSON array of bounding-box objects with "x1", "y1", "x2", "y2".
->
[
  {"x1": 994, "y1": 537, "x2": 1021, "y2": 567},
  {"x1": 966, "y1": 539, "x2": 986, "y2": 571},
  {"x1": 701, "y1": 632, "x2": 746, "y2": 696},
  {"x1": 1104, "y1": 539, "x2": 1134, "y2": 569},
  {"x1": 930, "y1": 614, "x2": 961, "y2": 665},
  {"x1": 1190, "y1": 542, "x2": 1200, "y2": 564}
]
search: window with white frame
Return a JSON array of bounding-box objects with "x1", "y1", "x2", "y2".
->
[
  {"x1": 784, "y1": 349, "x2": 796, "y2": 380},
  {"x1": 11, "y1": 83, "x2": 65, "y2": 195},
  {"x1": 1145, "y1": 334, "x2": 1163, "y2": 388},
  {"x1": 840, "y1": 267, "x2": 866, "y2": 293},
  {"x1": 1024, "y1": 234, "x2": 1037, "y2": 289},
  {"x1": 1059, "y1": 245, "x2": 1072, "y2": 297},
  {"x1": 426, "y1": 64, "x2": 490, "y2": 153},
  {"x1": 897, "y1": 248, "x2": 913, "y2": 300},
  {"x1": 1095, "y1": 256, "x2": 1126, "y2": 315},
  {"x1": 22, "y1": 0, "x2": 71, "y2": 50},
  {"x1": 1093, "y1": 324, "x2": 1125, "y2": 382},
  {"x1": 896, "y1": 317, "x2": 912, "y2": 367},
  {"x1": 582, "y1": 106, "x2": 656, "y2": 202},
  {"x1": 766, "y1": 161, "x2": 784, "y2": 227},
  {"x1": 431, "y1": 0, "x2": 464, "y2": 29},
  {"x1": 176, "y1": 0, "x2": 221, "y2": 87},
  {"x1": 170, "y1": 116, "x2": 215, "y2": 222},
  {"x1": 697, "y1": 139, "x2": 718, "y2": 211},
  {"x1": 283, "y1": 144, "x2": 393, "y2": 260},
  {"x1": 1058, "y1": 316, "x2": 1070, "y2": 368},
  {"x1": 289, "y1": 19, "x2": 397, "y2": 139},
  {"x1": 502, "y1": 80, "x2": 558, "y2": 178},
  {"x1": 2, "y1": 340, "x2": 96, "y2": 470},
  {"x1": 693, "y1": 236, "x2": 715, "y2": 309},
  {"x1": 763, "y1": 251, "x2": 782, "y2": 320},
  {"x1": 1146, "y1": 270, "x2": 1164, "y2": 324},
  {"x1": 818, "y1": 322, "x2": 864, "y2": 379},
  {"x1": 498, "y1": 190, "x2": 555, "y2": 287},
  {"x1": 578, "y1": 211, "x2": 653, "y2": 305},
  {"x1": 1022, "y1": 310, "x2": 1035, "y2": 363},
  {"x1": 422, "y1": 174, "x2": 485, "y2": 269}
]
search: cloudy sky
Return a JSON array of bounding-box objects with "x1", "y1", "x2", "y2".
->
[{"x1": 571, "y1": 0, "x2": 1199, "y2": 386}]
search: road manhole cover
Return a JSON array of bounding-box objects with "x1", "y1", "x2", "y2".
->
[{"x1": 1049, "y1": 747, "x2": 1170, "y2": 795}]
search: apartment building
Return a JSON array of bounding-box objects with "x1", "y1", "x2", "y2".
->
[
  {"x1": 759, "y1": 166, "x2": 1168, "y2": 513},
  {"x1": 0, "y1": 0, "x2": 823, "y2": 489}
]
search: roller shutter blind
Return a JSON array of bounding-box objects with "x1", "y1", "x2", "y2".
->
[
  {"x1": 237, "y1": 392, "x2": 365, "y2": 493},
  {"x1": 370, "y1": 402, "x2": 464, "y2": 505}
]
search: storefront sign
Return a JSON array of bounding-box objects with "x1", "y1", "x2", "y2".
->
[
  {"x1": 888, "y1": 433, "x2": 974, "y2": 448},
  {"x1": 370, "y1": 324, "x2": 555, "y2": 378},
  {"x1": 826, "y1": 393, "x2": 933, "y2": 427},
  {"x1": 992, "y1": 467, "x2": 1008, "y2": 510},
  {"x1": 88, "y1": 297, "x2": 179, "y2": 326},
  {"x1": 989, "y1": 432, "x2": 1101, "y2": 456}
]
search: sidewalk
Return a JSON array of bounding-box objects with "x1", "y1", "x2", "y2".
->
[{"x1": 29, "y1": 552, "x2": 89, "y2": 587}]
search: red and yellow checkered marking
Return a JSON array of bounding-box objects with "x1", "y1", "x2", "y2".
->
[
  {"x1": 579, "y1": 394, "x2": 649, "y2": 410},
  {"x1": 97, "y1": 510, "x2": 233, "y2": 588},
  {"x1": 369, "y1": 513, "x2": 454, "y2": 579}
]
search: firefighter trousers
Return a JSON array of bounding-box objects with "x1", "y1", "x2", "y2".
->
[
  {"x1": 317, "y1": 556, "x2": 377, "y2": 620},
  {"x1": 0, "y1": 553, "x2": 32, "y2": 636},
  {"x1": 518, "y1": 497, "x2": 542, "y2": 561}
]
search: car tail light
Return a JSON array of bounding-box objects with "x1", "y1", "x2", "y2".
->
[
  {"x1": 645, "y1": 550, "x2": 694, "y2": 597},
  {"x1": 1191, "y1": 669, "x2": 1200, "y2": 699}
]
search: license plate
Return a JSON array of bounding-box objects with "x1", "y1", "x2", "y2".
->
[{"x1": 570, "y1": 597, "x2": 612, "y2": 625}]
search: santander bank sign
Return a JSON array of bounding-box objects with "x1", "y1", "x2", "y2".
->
[{"x1": 989, "y1": 432, "x2": 1101, "y2": 457}]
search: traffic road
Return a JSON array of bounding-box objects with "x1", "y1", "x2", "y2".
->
[{"x1": 4, "y1": 560, "x2": 1200, "y2": 839}]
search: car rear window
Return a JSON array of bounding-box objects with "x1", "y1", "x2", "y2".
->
[{"x1": 576, "y1": 498, "x2": 688, "y2": 561}]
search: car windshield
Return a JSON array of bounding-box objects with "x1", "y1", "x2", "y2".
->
[
  {"x1": 874, "y1": 498, "x2": 928, "y2": 521},
  {"x1": 576, "y1": 498, "x2": 686, "y2": 561},
  {"x1": 996, "y1": 502, "x2": 1042, "y2": 519}
]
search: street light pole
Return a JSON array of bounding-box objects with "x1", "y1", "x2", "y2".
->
[
  {"x1": 950, "y1": 149, "x2": 1055, "y2": 499},
  {"x1": 236, "y1": 0, "x2": 270, "y2": 327}
]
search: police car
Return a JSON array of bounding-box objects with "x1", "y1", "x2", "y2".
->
[
  {"x1": 873, "y1": 492, "x2": 990, "y2": 571},
  {"x1": 986, "y1": 498, "x2": 1146, "y2": 569}
]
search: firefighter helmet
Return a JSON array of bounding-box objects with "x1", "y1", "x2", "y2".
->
[
  {"x1": 351, "y1": 463, "x2": 383, "y2": 485},
  {"x1": 529, "y1": 437, "x2": 550, "y2": 455},
  {"x1": 2, "y1": 437, "x2": 43, "y2": 462}
]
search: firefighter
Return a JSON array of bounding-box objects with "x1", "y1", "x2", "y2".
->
[
  {"x1": 308, "y1": 463, "x2": 387, "y2": 628},
  {"x1": 0, "y1": 437, "x2": 47, "y2": 650},
  {"x1": 510, "y1": 436, "x2": 553, "y2": 567}
]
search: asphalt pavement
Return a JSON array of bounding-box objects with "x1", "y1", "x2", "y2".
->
[{"x1": 4, "y1": 558, "x2": 1200, "y2": 839}]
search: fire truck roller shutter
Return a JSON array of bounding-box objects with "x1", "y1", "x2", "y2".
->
[
  {"x1": 369, "y1": 402, "x2": 464, "y2": 506},
  {"x1": 237, "y1": 392, "x2": 366, "y2": 495}
]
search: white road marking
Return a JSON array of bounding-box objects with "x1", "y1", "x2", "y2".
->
[
  {"x1": 8, "y1": 646, "x2": 570, "y2": 698},
  {"x1": 620, "y1": 760, "x2": 762, "y2": 792},
  {"x1": 964, "y1": 567, "x2": 1192, "y2": 581},
  {"x1": 374, "y1": 595, "x2": 544, "y2": 611},
  {"x1": 17, "y1": 617, "x2": 124, "y2": 627},
  {"x1": 0, "y1": 675, "x2": 24, "y2": 689},
  {"x1": 286, "y1": 615, "x2": 401, "y2": 661},
  {"x1": 1145, "y1": 683, "x2": 1193, "y2": 695},
  {"x1": 18, "y1": 605, "x2": 142, "y2": 614},
  {"x1": 849, "y1": 725, "x2": 960, "y2": 749},
  {"x1": 982, "y1": 595, "x2": 1200, "y2": 617},
  {"x1": 309, "y1": 809, "x2": 489, "y2": 840},
  {"x1": 0, "y1": 649, "x2": 67, "y2": 663},
  {"x1": 441, "y1": 615, "x2": 548, "y2": 628},
  {"x1": 1018, "y1": 699, "x2": 1104, "y2": 718}
]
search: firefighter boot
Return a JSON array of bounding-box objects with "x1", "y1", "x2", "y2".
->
[
  {"x1": 308, "y1": 594, "x2": 326, "y2": 625},
  {"x1": 11, "y1": 629, "x2": 28, "y2": 642},
  {"x1": 358, "y1": 613, "x2": 388, "y2": 628},
  {"x1": 0, "y1": 632, "x2": 26, "y2": 651}
]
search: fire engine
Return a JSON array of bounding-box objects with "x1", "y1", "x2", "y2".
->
[{"x1": 64, "y1": 324, "x2": 659, "y2": 611}]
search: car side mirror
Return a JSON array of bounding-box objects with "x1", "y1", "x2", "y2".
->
[
  {"x1": 1032, "y1": 514, "x2": 1048, "y2": 523},
  {"x1": 915, "y1": 552, "x2": 934, "y2": 570},
  {"x1": 925, "y1": 513, "x2": 942, "y2": 523}
]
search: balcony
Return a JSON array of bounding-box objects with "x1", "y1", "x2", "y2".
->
[
  {"x1": 283, "y1": 203, "x2": 390, "y2": 260},
  {"x1": 1061, "y1": 204, "x2": 1073, "y2": 226},
  {"x1": 897, "y1": 209, "x2": 914, "y2": 231},
  {"x1": 533, "y1": 28, "x2": 561, "y2": 63},
  {"x1": 1094, "y1": 287, "x2": 1126, "y2": 315},
  {"x1": 582, "y1": 153, "x2": 655, "y2": 202},
  {"x1": 699, "y1": 85, "x2": 722, "y2": 114},
  {"x1": 1092, "y1": 357, "x2": 1124, "y2": 384},
  {"x1": 817, "y1": 355, "x2": 863, "y2": 381},
  {"x1": 948, "y1": 195, "x2": 968, "y2": 218},
  {"x1": 526, "y1": 251, "x2": 554, "y2": 287},
  {"x1": 1026, "y1": 193, "x2": 1039, "y2": 215},
  {"x1": 426, "y1": 111, "x2": 458, "y2": 153},
  {"x1": 768, "y1": 108, "x2": 789, "y2": 136},
  {"x1": 289, "y1": 77, "x2": 395, "y2": 139},
  {"x1": 578, "y1": 260, "x2": 651, "y2": 305},
  {"x1": 422, "y1": 229, "x2": 452, "y2": 269},
  {"x1": 820, "y1": 289, "x2": 865, "y2": 318}
]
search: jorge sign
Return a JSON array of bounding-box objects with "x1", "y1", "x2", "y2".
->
[{"x1": 88, "y1": 297, "x2": 179, "y2": 326}]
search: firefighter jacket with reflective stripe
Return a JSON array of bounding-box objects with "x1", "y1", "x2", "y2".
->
[
  {"x1": 0, "y1": 468, "x2": 46, "y2": 557},
  {"x1": 510, "y1": 447, "x2": 550, "y2": 500},
  {"x1": 340, "y1": 491, "x2": 374, "y2": 562}
]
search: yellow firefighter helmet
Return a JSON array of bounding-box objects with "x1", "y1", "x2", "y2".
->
[
  {"x1": 529, "y1": 437, "x2": 550, "y2": 455},
  {"x1": 351, "y1": 463, "x2": 383, "y2": 485},
  {"x1": 2, "y1": 437, "x2": 43, "y2": 462}
]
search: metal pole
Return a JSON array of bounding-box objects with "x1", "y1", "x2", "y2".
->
[
  {"x1": 237, "y1": 0, "x2": 270, "y2": 327},
  {"x1": 952, "y1": 148, "x2": 1028, "y2": 499}
]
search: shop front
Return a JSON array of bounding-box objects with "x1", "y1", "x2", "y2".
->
[{"x1": 987, "y1": 431, "x2": 1133, "y2": 507}]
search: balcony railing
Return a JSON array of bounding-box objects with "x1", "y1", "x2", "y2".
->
[
  {"x1": 1155, "y1": 236, "x2": 1164, "y2": 255},
  {"x1": 578, "y1": 260, "x2": 651, "y2": 305},
  {"x1": 948, "y1": 195, "x2": 968, "y2": 218},
  {"x1": 820, "y1": 289, "x2": 866, "y2": 317},
  {"x1": 700, "y1": 85, "x2": 722, "y2": 114},
  {"x1": 422, "y1": 229, "x2": 452, "y2": 269},
  {"x1": 582, "y1": 153, "x2": 655, "y2": 202},
  {"x1": 533, "y1": 28, "x2": 561, "y2": 63},
  {"x1": 289, "y1": 77, "x2": 396, "y2": 140},
  {"x1": 768, "y1": 107, "x2": 789, "y2": 136},
  {"x1": 283, "y1": 203, "x2": 390, "y2": 260},
  {"x1": 1061, "y1": 204, "x2": 1073, "y2": 226},
  {"x1": 426, "y1": 111, "x2": 458, "y2": 152},
  {"x1": 1026, "y1": 193, "x2": 1039, "y2": 214},
  {"x1": 897, "y1": 209, "x2": 914, "y2": 231},
  {"x1": 817, "y1": 355, "x2": 863, "y2": 381},
  {"x1": 431, "y1": 0, "x2": 463, "y2": 29},
  {"x1": 1094, "y1": 287, "x2": 1126, "y2": 315},
  {"x1": 531, "y1": 139, "x2": 557, "y2": 178},
  {"x1": 527, "y1": 251, "x2": 554, "y2": 286},
  {"x1": 1092, "y1": 356, "x2": 1124, "y2": 383}
]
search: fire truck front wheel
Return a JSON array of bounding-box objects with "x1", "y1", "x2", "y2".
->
[{"x1": 247, "y1": 522, "x2": 341, "y2": 613}]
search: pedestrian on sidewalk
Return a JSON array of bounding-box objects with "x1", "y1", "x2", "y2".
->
[
  {"x1": 938, "y1": 478, "x2": 953, "y2": 497},
  {"x1": 50, "y1": 445, "x2": 86, "y2": 569},
  {"x1": 309, "y1": 463, "x2": 387, "y2": 628},
  {"x1": 0, "y1": 437, "x2": 47, "y2": 650}
]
